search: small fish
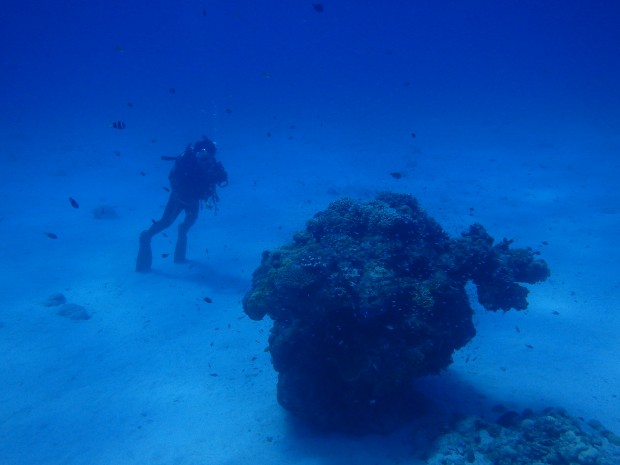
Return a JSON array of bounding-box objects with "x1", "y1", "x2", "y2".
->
[
  {"x1": 389, "y1": 172, "x2": 402, "y2": 179},
  {"x1": 411, "y1": 132, "x2": 416, "y2": 138},
  {"x1": 46, "y1": 232, "x2": 58, "y2": 239},
  {"x1": 203, "y1": 297, "x2": 213, "y2": 303},
  {"x1": 161, "y1": 253, "x2": 169, "y2": 258},
  {"x1": 312, "y1": 3, "x2": 324, "y2": 12},
  {"x1": 552, "y1": 310, "x2": 560, "y2": 315},
  {"x1": 111, "y1": 121, "x2": 126, "y2": 129},
  {"x1": 169, "y1": 87, "x2": 176, "y2": 94},
  {"x1": 162, "y1": 186, "x2": 170, "y2": 192},
  {"x1": 139, "y1": 171, "x2": 145, "y2": 176},
  {"x1": 525, "y1": 344, "x2": 534, "y2": 349},
  {"x1": 69, "y1": 197, "x2": 79, "y2": 208}
]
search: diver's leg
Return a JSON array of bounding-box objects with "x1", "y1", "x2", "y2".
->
[
  {"x1": 136, "y1": 196, "x2": 183, "y2": 272},
  {"x1": 174, "y1": 201, "x2": 199, "y2": 263},
  {"x1": 145, "y1": 196, "x2": 184, "y2": 238},
  {"x1": 135, "y1": 230, "x2": 153, "y2": 272}
]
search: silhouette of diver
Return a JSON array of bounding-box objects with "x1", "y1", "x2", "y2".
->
[{"x1": 136, "y1": 136, "x2": 228, "y2": 272}]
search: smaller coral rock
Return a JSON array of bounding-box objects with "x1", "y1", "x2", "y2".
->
[
  {"x1": 56, "y1": 303, "x2": 91, "y2": 321},
  {"x1": 427, "y1": 409, "x2": 620, "y2": 465},
  {"x1": 43, "y1": 293, "x2": 67, "y2": 307}
]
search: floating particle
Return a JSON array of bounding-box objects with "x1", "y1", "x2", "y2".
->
[{"x1": 92, "y1": 205, "x2": 118, "y2": 220}]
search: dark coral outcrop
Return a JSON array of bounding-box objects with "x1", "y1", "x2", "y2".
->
[{"x1": 243, "y1": 192, "x2": 550, "y2": 432}]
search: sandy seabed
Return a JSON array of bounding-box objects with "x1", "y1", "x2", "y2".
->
[{"x1": 1, "y1": 126, "x2": 618, "y2": 465}]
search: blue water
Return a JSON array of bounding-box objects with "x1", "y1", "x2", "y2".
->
[{"x1": 1, "y1": 1, "x2": 619, "y2": 464}]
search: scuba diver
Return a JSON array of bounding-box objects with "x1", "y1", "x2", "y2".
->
[{"x1": 136, "y1": 136, "x2": 228, "y2": 272}]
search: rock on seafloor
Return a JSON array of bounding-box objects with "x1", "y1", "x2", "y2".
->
[
  {"x1": 426, "y1": 407, "x2": 620, "y2": 465},
  {"x1": 243, "y1": 192, "x2": 550, "y2": 432},
  {"x1": 56, "y1": 303, "x2": 91, "y2": 321}
]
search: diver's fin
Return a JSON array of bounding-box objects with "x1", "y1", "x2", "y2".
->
[
  {"x1": 174, "y1": 231, "x2": 187, "y2": 263},
  {"x1": 136, "y1": 231, "x2": 152, "y2": 272}
]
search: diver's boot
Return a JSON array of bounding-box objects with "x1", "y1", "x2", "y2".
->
[
  {"x1": 135, "y1": 231, "x2": 153, "y2": 272},
  {"x1": 174, "y1": 228, "x2": 187, "y2": 263}
]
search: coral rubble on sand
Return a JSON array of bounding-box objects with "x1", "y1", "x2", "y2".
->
[
  {"x1": 426, "y1": 408, "x2": 620, "y2": 465},
  {"x1": 243, "y1": 192, "x2": 550, "y2": 431},
  {"x1": 42, "y1": 293, "x2": 91, "y2": 320},
  {"x1": 56, "y1": 303, "x2": 91, "y2": 320}
]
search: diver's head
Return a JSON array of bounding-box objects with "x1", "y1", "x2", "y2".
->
[
  {"x1": 193, "y1": 137, "x2": 217, "y2": 157},
  {"x1": 194, "y1": 139, "x2": 228, "y2": 186}
]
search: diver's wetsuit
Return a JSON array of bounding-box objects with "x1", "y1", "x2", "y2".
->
[{"x1": 136, "y1": 140, "x2": 227, "y2": 272}]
